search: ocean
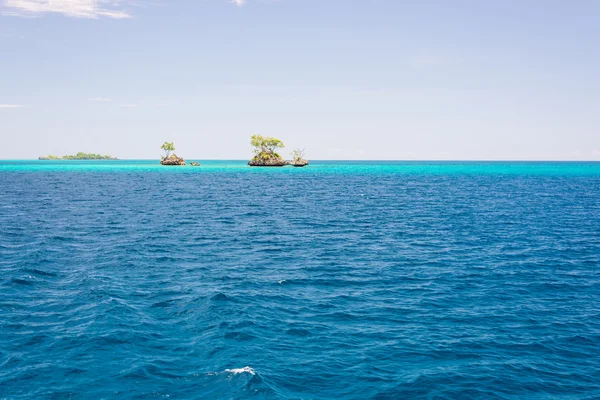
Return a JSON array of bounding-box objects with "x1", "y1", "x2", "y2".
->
[{"x1": 1, "y1": 160, "x2": 599, "y2": 399}]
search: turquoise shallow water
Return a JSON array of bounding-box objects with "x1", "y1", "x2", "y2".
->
[
  {"x1": 1, "y1": 160, "x2": 599, "y2": 399},
  {"x1": 2, "y1": 159, "x2": 600, "y2": 175}
]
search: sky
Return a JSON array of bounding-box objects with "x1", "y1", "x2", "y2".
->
[{"x1": 1, "y1": 0, "x2": 599, "y2": 160}]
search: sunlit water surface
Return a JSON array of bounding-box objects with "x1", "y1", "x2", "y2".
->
[{"x1": 1, "y1": 160, "x2": 599, "y2": 399}]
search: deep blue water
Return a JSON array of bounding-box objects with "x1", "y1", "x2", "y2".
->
[{"x1": 1, "y1": 160, "x2": 599, "y2": 399}]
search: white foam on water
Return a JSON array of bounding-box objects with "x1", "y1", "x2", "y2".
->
[{"x1": 225, "y1": 366, "x2": 255, "y2": 375}]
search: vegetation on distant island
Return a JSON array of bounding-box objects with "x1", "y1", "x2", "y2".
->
[
  {"x1": 39, "y1": 152, "x2": 117, "y2": 160},
  {"x1": 251, "y1": 134, "x2": 285, "y2": 155},
  {"x1": 160, "y1": 142, "x2": 186, "y2": 165},
  {"x1": 161, "y1": 142, "x2": 175, "y2": 159},
  {"x1": 291, "y1": 149, "x2": 305, "y2": 161},
  {"x1": 248, "y1": 134, "x2": 287, "y2": 166},
  {"x1": 290, "y1": 148, "x2": 309, "y2": 167}
]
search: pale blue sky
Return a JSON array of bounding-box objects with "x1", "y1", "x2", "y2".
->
[{"x1": 1, "y1": 0, "x2": 599, "y2": 160}]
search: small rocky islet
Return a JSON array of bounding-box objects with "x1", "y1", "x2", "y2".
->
[
  {"x1": 288, "y1": 148, "x2": 309, "y2": 167},
  {"x1": 247, "y1": 134, "x2": 309, "y2": 167},
  {"x1": 289, "y1": 158, "x2": 309, "y2": 167},
  {"x1": 247, "y1": 153, "x2": 287, "y2": 167},
  {"x1": 158, "y1": 135, "x2": 309, "y2": 167},
  {"x1": 160, "y1": 155, "x2": 186, "y2": 165},
  {"x1": 158, "y1": 142, "x2": 197, "y2": 166},
  {"x1": 159, "y1": 142, "x2": 186, "y2": 165}
]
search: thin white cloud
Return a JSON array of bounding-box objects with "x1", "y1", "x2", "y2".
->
[
  {"x1": 2, "y1": 0, "x2": 134, "y2": 19},
  {"x1": 0, "y1": 104, "x2": 23, "y2": 108},
  {"x1": 90, "y1": 97, "x2": 112, "y2": 102},
  {"x1": 232, "y1": 0, "x2": 246, "y2": 6}
]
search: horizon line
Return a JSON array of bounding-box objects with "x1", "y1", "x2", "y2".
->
[{"x1": 2, "y1": 158, "x2": 600, "y2": 163}]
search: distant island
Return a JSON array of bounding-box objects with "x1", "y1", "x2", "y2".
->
[
  {"x1": 248, "y1": 134, "x2": 309, "y2": 167},
  {"x1": 160, "y1": 142, "x2": 186, "y2": 165},
  {"x1": 248, "y1": 134, "x2": 287, "y2": 166},
  {"x1": 39, "y1": 152, "x2": 118, "y2": 160}
]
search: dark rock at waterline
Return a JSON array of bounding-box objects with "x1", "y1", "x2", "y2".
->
[
  {"x1": 160, "y1": 155, "x2": 186, "y2": 166},
  {"x1": 248, "y1": 153, "x2": 287, "y2": 167},
  {"x1": 289, "y1": 159, "x2": 309, "y2": 167},
  {"x1": 190, "y1": 162, "x2": 201, "y2": 166}
]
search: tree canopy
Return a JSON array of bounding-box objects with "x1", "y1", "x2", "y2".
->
[
  {"x1": 161, "y1": 142, "x2": 175, "y2": 159},
  {"x1": 291, "y1": 148, "x2": 306, "y2": 161},
  {"x1": 250, "y1": 135, "x2": 285, "y2": 155},
  {"x1": 40, "y1": 153, "x2": 117, "y2": 160}
]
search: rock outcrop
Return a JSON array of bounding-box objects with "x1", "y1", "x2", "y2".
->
[
  {"x1": 289, "y1": 158, "x2": 309, "y2": 167},
  {"x1": 190, "y1": 162, "x2": 201, "y2": 166},
  {"x1": 248, "y1": 153, "x2": 286, "y2": 167},
  {"x1": 160, "y1": 154, "x2": 186, "y2": 166}
]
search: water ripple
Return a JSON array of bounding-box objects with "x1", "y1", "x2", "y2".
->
[{"x1": 0, "y1": 162, "x2": 599, "y2": 399}]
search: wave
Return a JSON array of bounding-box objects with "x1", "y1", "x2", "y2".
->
[{"x1": 225, "y1": 366, "x2": 256, "y2": 375}]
